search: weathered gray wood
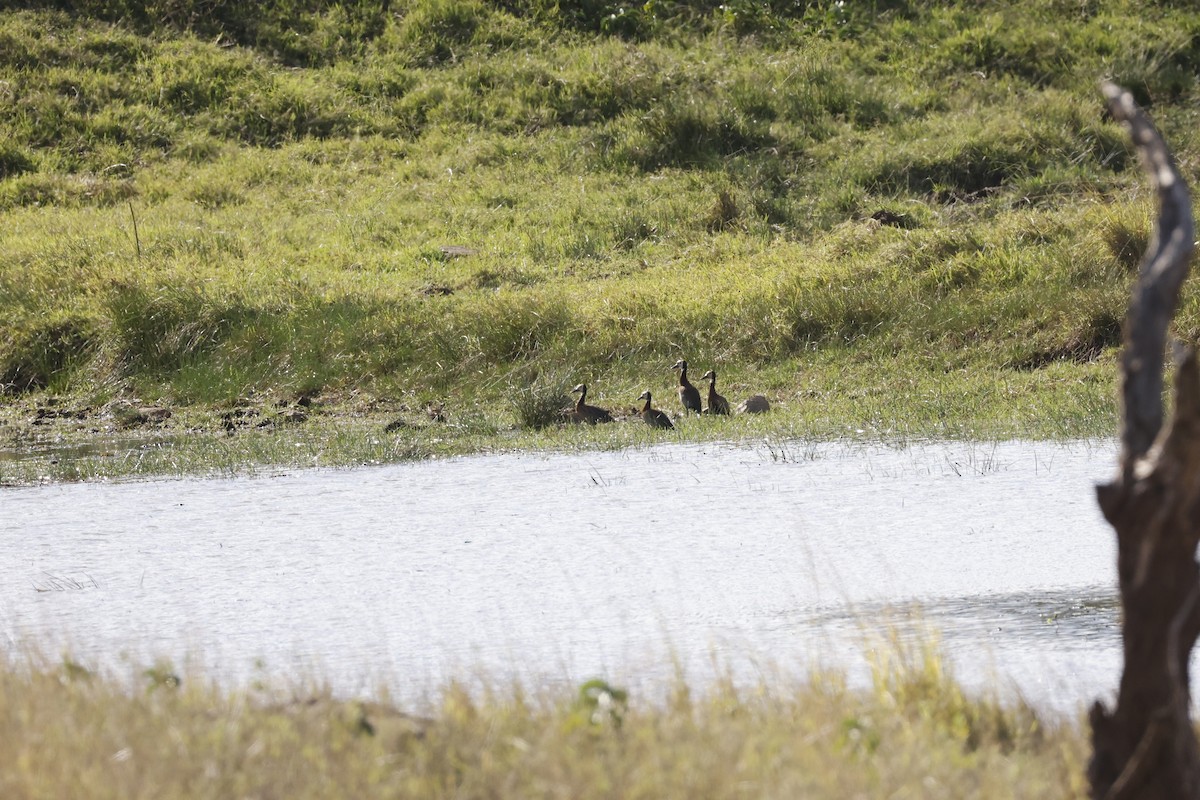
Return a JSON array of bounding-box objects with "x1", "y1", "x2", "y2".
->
[
  {"x1": 1102, "y1": 82, "x2": 1196, "y2": 469},
  {"x1": 1089, "y1": 82, "x2": 1200, "y2": 800}
]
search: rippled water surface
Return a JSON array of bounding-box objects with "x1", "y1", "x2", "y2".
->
[{"x1": 2, "y1": 438, "x2": 1122, "y2": 714}]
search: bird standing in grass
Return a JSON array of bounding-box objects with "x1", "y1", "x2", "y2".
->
[
  {"x1": 700, "y1": 370, "x2": 730, "y2": 415},
  {"x1": 637, "y1": 391, "x2": 674, "y2": 429},
  {"x1": 567, "y1": 383, "x2": 614, "y2": 424},
  {"x1": 671, "y1": 359, "x2": 702, "y2": 415}
]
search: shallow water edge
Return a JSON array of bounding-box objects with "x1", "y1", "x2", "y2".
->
[{"x1": 3, "y1": 438, "x2": 1123, "y2": 715}]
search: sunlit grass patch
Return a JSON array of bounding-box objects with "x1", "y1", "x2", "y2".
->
[{"x1": 0, "y1": 0, "x2": 1193, "y2": 478}]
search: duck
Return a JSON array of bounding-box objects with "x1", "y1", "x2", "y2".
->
[
  {"x1": 637, "y1": 390, "x2": 674, "y2": 429},
  {"x1": 567, "y1": 383, "x2": 614, "y2": 424},
  {"x1": 738, "y1": 394, "x2": 771, "y2": 414},
  {"x1": 699, "y1": 370, "x2": 731, "y2": 415},
  {"x1": 671, "y1": 359, "x2": 702, "y2": 415}
]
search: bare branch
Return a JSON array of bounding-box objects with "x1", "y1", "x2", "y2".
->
[{"x1": 1101, "y1": 81, "x2": 1196, "y2": 466}]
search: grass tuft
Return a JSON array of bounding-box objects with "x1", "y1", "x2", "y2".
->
[{"x1": 508, "y1": 369, "x2": 574, "y2": 430}]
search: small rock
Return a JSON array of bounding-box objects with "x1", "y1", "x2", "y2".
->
[{"x1": 738, "y1": 395, "x2": 771, "y2": 414}]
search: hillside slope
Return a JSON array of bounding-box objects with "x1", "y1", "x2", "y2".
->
[{"x1": 1, "y1": 1, "x2": 1198, "y2": 477}]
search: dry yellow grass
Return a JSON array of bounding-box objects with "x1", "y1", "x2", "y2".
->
[{"x1": 0, "y1": 642, "x2": 1089, "y2": 799}]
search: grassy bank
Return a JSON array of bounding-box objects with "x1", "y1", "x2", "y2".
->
[
  {"x1": 2, "y1": 0, "x2": 1199, "y2": 481},
  {"x1": 0, "y1": 642, "x2": 1089, "y2": 798},
  {"x1": 0, "y1": 355, "x2": 1116, "y2": 484}
]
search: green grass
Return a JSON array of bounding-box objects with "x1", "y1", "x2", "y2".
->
[
  {"x1": 0, "y1": 354, "x2": 1117, "y2": 485},
  {"x1": 0, "y1": 638, "x2": 1091, "y2": 799},
  {"x1": 1, "y1": 0, "x2": 1199, "y2": 481}
]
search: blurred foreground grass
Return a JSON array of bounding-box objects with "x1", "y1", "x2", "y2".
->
[{"x1": 0, "y1": 638, "x2": 1090, "y2": 799}]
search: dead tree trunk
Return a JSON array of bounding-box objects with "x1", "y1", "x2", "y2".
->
[{"x1": 1088, "y1": 82, "x2": 1200, "y2": 799}]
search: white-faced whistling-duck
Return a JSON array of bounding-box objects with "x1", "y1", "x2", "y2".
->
[
  {"x1": 568, "y1": 383, "x2": 614, "y2": 424},
  {"x1": 699, "y1": 370, "x2": 731, "y2": 415},
  {"x1": 671, "y1": 359, "x2": 702, "y2": 414},
  {"x1": 637, "y1": 390, "x2": 674, "y2": 429},
  {"x1": 738, "y1": 394, "x2": 771, "y2": 414}
]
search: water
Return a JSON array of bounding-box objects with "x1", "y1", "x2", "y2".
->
[
  {"x1": 0, "y1": 432, "x2": 177, "y2": 473},
  {"x1": 1, "y1": 438, "x2": 1121, "y2": 715}
]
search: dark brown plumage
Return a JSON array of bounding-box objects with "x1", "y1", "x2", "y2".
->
[
  {"x1": 671, "y1": 359, "x2": 702, "y2": 414},
  {"x1": 700, "y1": 370, "x2": 731, "y2": 415},
  {"x1": 637, "y1": 390, "x2": 674, "y2": 429},
  {"x1": 567, "y1": 383, "x2": 614, "y2": 424}
]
